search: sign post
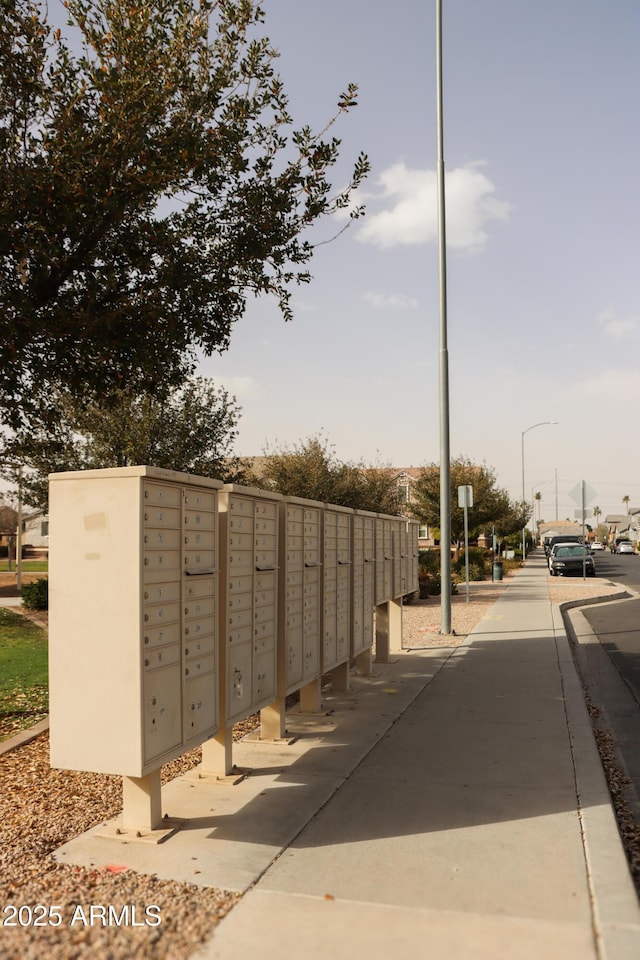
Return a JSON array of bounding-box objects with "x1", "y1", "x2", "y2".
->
[{"x1": 458, "y1": 485, "x2": 473, "y2": 603}]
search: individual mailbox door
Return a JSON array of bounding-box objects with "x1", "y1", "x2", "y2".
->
[
  {"x1": 278, "y1": 497, "x2": 324, "y2": 697},
  {"x1": 218, "y1": 486, "x2": 281, "y2": 726}
]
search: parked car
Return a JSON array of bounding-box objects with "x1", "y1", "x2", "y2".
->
[
  {"x1": 549, "y1": 544, "x2": 596, "y2": 577},
  {"x1": 544, "y1": 534, "x2": 584, "y2": 557},
  {"x1": 548, "y1": 541, "x2": 585, "y2": 569},
  {"x1": 616, "y1": 541, "x2": 635, "y2": 555},
  {"x1": 590, "y1": 541, "x2": 605, "y2": 552}
]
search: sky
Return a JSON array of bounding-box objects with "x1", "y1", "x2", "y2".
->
[{"x1": 50, "y1": 1, "x2": 640, "y2": 524}]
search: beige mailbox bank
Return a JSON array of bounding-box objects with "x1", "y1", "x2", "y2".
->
[
  {"x1": 48, "y1": 467, "x2": 419, "y2": 834},
  {"x1": 48, "y1": 466, "x2": 222, "y2": 832}
]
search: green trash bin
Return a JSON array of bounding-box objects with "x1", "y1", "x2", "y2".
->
[{"x1": 492, "y1": 561, "x2": 503, "y2": 582}]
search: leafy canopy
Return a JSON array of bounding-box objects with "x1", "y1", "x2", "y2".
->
[
  {"x1": 0, "y1": 376, "x2": 248, "y2": 510},
  {"x1": 256, "y1": 434, "x2": 401, "y2": 515},
  {"x1": 0, "y1": 0, "x2": 369, "y2": 425},
  {"x1": 411, "y1": 456, "x2": 530, "y2": 544}
]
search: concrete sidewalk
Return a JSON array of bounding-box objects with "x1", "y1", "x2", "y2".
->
[{"x1": 192, "y1": 552, "x2": 640, "y2": 960}]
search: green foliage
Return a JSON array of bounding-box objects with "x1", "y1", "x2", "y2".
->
[
  {"x1": 257, "y1": 434, "x2": 400, "y2": 513},
  {"x1": 0, "y1": 0, "x2": 369, "y2": 427},
  {"x1": 0, "y1": 607, "x2": 48, "y2": 739},
  {"x1": 411, "y1": 457, "x2": 529, "y2": 547},
  {"x1": 21, "y1": 577, "x2": 48, "y2": 610},
  {"x1": 452, "y1": 547, "x2": 491, "y2": 581},
  {"x1": 1, "y1": 375, "x2": 250, "y2": 509}
]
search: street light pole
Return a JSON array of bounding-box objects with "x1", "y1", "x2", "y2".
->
[
  {"x1": 521, "y1": 422, "x2": 558, "y2": 561},
  {"x1": 436, "y1": 0, "x2": 451, "y2": 634}
]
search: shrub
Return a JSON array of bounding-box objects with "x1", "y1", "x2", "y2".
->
[{"x1": 21, "y1": 578, "x2": 48, "y2": 611}]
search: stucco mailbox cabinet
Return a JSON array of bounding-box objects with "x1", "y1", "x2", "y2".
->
[{"x1": 48, "y1": 466, "x2": 222, "y2": 835}]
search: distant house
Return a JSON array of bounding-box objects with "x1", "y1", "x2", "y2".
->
[
  {"x1": 606, "y1": 512, "x2": 639, "y2": 544},
  {"x1": 392, "y1": 468, "x2": 433, "y2": 549},
  {"x1": 22, "y1": 510, "x2": 49, "y2": 552}
]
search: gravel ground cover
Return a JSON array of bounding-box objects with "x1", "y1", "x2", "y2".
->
[{"x1": 0, "y1": 571, "x2": 634, "y2": 959}]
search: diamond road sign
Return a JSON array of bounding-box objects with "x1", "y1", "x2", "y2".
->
[{"x1": 568, "y1": 482, "x2": 597, "y2": 506}]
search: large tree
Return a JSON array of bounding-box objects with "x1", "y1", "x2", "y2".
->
[
  {"x1": 0, "y1": 0, "x2": 368, "y2": 426},
  {"x1": 0, "y1": 376, "x2": 249, "y2": 510},
  {"x1": 256, "y1": 435, "x2": 401, "y2": 514},
  {"x1": 411, "y1": 456, "x2": 530, "y2": 547}
]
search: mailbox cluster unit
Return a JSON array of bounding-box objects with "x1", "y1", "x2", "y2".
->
[
  {"x1": 48, "y1": 467, "x2": 419, "y2": 816},
  {"x1": 48, "y1": 466, "x2": 222, "y2": 779}
]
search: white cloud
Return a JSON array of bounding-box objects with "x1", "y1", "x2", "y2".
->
[
  {"x1": 356, "y1": 161, "x2": 512, "y2": 250},
  {"x1": 569, "y1": 368, "x2": 640, "y2": 403},
  {"x1": 596, "y1": 309, "x2": 638, "y2": 339},
  {"x1": 215, "y1": 375, "x2": 261, "y2": 399},
  {"x1": 362, "y1": 291, "x2": 418, "y2": 310}
]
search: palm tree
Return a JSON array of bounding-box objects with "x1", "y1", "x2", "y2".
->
[
  {"x1": 534, "y1": 491, "x2": 542, "y2": 527},
  {"x1": 623, "y1": 495, "x2": 631, "y2": 515},
  {"x1": 593, "y1": 505, "x2": 601, "y2": 524}
]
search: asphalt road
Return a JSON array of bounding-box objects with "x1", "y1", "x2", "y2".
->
[{"x1": 583, "y1": 550, "x2": 640, "y2": 704}]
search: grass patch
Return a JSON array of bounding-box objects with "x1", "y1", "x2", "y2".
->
[
  {"x1": 0, "y1": 607, "x2": 48, "y2": 742},
  {"x1": 0, "y1": 560, "x2": 49, "y2": 573}
]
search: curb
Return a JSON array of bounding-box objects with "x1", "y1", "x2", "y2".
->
[
  {"x1": 556, "y1": 592, "x2": 640, "y2": 960},
  {"x1": 0, "y1": 717, "x2": 49, "y2": 758}
]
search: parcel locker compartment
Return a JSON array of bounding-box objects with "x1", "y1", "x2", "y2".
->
[
  {"x1": 144, "y1": 621, "x2": 181, "y2": 651},
  {"x1": 183, "y1": 632, "x2": 215, "y2": 660},
  {"x1": 227, "y1": 642, "x2": 253, "y2": 720},
  {"x1": 144, "y1": 641, "x2": 181, "y2": 671},
  {"x1": 183, "y1": 672, "x2": 217, "y2": 742},
  {"x1": 144, "y1": 528, "x2": 181, "y2": 550},
  {"x1": 143, "y1": 600, "x2": 181, "y2": 628},
  {"x1": 183, "y1": 595, "x2": 215, "y2": 621},
  {"x1": 144, "y1": 482, "x2": 181, "y2": 508},
  {"x1": 143, "y1": 664, "x2": 182, "y2": 763},
  {"x1": 253, "y1": 649, "x2": 276, "y2": 706},
  {"x1": 183, "y1": 652, "x2": 215, "y2": 679}
]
